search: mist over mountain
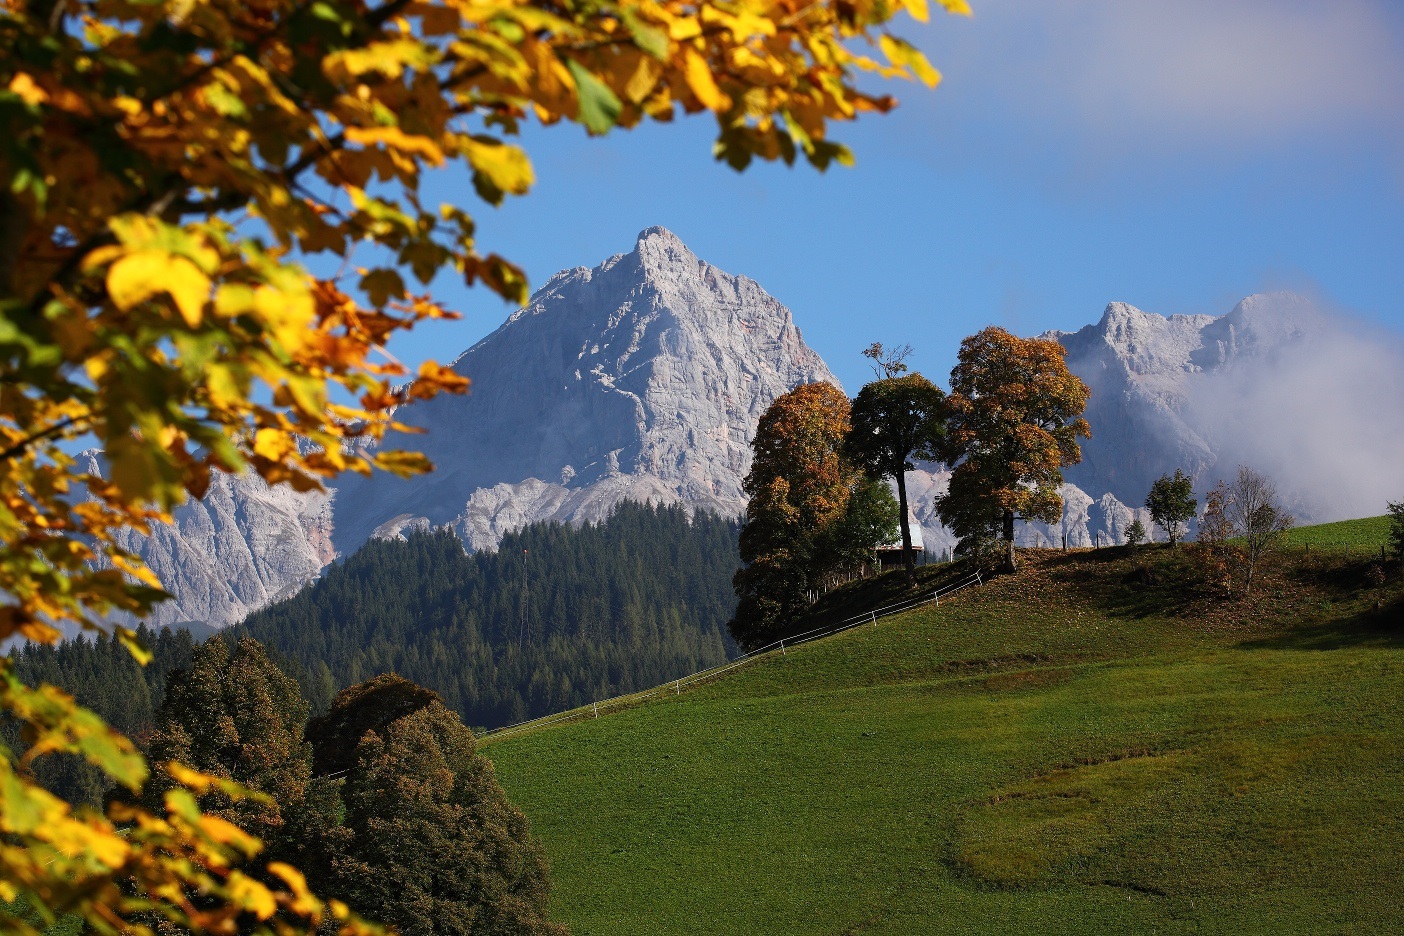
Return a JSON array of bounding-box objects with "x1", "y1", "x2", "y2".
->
[
  {"x1": 84, "y1": 232, "x2": 1402, "y2": 628},
  {"x1": 1047, "y1": 292, "x2": 1404, "y2": 523}
]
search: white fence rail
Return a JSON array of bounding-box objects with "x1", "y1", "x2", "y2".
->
[{"x1": 480, "y1": 568, "x2": 986, "y2": 743}]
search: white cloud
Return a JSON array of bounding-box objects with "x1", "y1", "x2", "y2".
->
[
  {"x1": 913, "y1": 0, "x2": 1404, "y2": 157},
  {"x1": 1181, "y1": 297, "x2": 1404, "y2": 522}
]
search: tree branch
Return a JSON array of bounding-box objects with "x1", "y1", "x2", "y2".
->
[{"x1": 0, "y1": 415, "x2": 89, "y2": 462}]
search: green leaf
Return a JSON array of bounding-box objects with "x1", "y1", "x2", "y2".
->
[
  {"x1": 310, "y1": 0, "x2": 347, "y2": 23},
  {"x1": 621, "y1": 8, "x2": 669, "y2": 59},
  {"x1": 565, "y1": 59, "x2": 622, "y2": 135},
  {"x1": 203, "y1": 82, "x2": 247, "y2": 118},
  {"x1": 806, "y1": 140, "x2": 854, "y2": 172},
  {"x1": 165, "y1": 788, "x2": 202, "y2": 823}
]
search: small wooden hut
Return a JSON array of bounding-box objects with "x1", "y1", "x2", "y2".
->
[{"x1": 875, "y1": 513, "x2": 924, "y2": 571}]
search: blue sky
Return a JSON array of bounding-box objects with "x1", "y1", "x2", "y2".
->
[{"x1": 392, "y1": 0, "x2": 1404, "y2": 394}]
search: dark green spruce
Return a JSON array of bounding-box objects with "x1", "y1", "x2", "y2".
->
[
  {"x1": 3, "y1": 625, "x2": 199, "y2": 806},
  {"x1": 240, "y1": 501, "x2": 740, "y2": 729}
]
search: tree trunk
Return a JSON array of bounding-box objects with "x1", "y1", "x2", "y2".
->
[
  {"x1": 1003, "y1": 508, "x2": 1016, "y2": 572},
  {"x1": 896, "y1": 471, "x2": 916, "y2": 586},
  {"x1": 0, "y1": 192, "x2": 31, "y2": 300}
]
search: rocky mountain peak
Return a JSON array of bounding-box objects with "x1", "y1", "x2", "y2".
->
[
  {"x1": 1098, "y1": 300, "x2": 1154, "y2": 328},
  {"x1": 1192, "y1": 291, "x2": 1324, "y2": 370},
  {"x1": 633, "y1": 225, "x2": 696, "y2": 272},
  {"x1": 329, "y1": 228, "x2": 837, "y2": 553},
  {"x1": 1053, "y1": 290, "x2": 1350, "y2": 508}
]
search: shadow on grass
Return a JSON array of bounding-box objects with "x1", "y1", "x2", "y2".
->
[
  {"x1": 1236, "y1": 592, "x2": 1404, "y2": 651},
  {"x1": 1066, "y1": 545, "x2": 1212, "y2": 621},
  {"x1": 793, "y1": 561, "x2": 983, "y2": 635},
  {"x1": 1037, "y1": 544, "x2": 1141, "y2": 567}
]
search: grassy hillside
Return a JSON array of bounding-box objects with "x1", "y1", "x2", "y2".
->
[
  {"x1": 1278, "y1": 513, "x2": 1392, "y2": 552},
  {"x1": 485, "y1": 540, "x2": 1403, "y2": 935}
]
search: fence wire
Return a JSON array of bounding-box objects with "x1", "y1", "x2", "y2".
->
[{"x1": 480, "y1": 569, "x2": 986, "y2": 742}]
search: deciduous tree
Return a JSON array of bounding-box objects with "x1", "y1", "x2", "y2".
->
[
  {"x1": 936, "y1": 327, "x2": 1090, "y2": 572},
  {"x1": 817, "y1": 475, "x2": 900, "y2": 583},
  {"x1": 0, "y1": 0, "x2": 970, "y2": 929},
  {"x1": 1194, "y1": 480, "x2": 1236, "y2": 595},
  {"x1": 1226, "y1": 465, "x2": 1293, "y2": 595},
  {"x1": 309, "y1": 675, "x2": 565, "y2": 936},
  {"x1": 732, "y1": 382, "x2": 855, "y2": 648},
  {"x1": 1145, "y1": 470, "x2": 1197, "y2": 546},
  {"x1": 143, "y1": 638, "x2": 315, "y2": 860},
  {"x1": 861, "y1": 342, "x2": 913, "y2": 380},
  {"x1": 844, "y1": 373, "x2": 945, "y2": 583}
]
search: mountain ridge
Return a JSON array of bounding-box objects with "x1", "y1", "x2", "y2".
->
[{"x1": 87, "y1": 235, "x2": 1401, "y2": 628}]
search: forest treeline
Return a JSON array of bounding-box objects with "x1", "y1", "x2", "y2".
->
[
  {"x1": 238, "y1": 502, "x2": 746, "y2": 729},
  {"x1": 5, "y1": 502, "x2": 740, "y2": 807},
  {"x1": 239, "y1": 500, "x2": 738, "y2": 729}
]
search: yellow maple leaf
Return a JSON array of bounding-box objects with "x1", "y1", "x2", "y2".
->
[
  {"x1": 682, "y1": 46, "x2": 730, "y2": 111},
  {"x1": 225, "y1": 870, "x2": 277, "y2": 920},
  {"x1": 107, "y1": 251, "x2": 210, "y2": 327},
  {"x1": 253, "y1": 428, "x2": 293, "y2": 462},
  {"x1": 8, "y1": 73, "x2": 48, "y2": 105},
  {"x1": 267, "y1": 862, "x2": 322, "y2": 917},
  {"x1": 345, "y1": 125, "x2": 445, "y2": 165},
  {"x1": 462, "y1": 138, "x2": 534, "y2": 195}
]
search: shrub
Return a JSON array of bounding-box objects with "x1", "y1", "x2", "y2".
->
[{"x1": 1124, "y1": 519, "x2": 1147, "y2": 547}]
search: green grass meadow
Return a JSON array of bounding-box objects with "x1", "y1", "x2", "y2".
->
[
  {"x1": 486, "y1": 537, "x2": 1404, "y2": 934},
  {"x1": 1279, "y1": 514, "x2": 1393, "y2": 552}
]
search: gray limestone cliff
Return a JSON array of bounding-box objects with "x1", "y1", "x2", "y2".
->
[{"x1": 83, "y1": 451, "x2": 334, "y2": 629}]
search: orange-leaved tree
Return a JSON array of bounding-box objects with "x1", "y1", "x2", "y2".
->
[
  {"x1": 732, "y1": 381, "x2": 855, "y2": 648},
  {"x1": 0, "y1": 0, "x2": 971, "y2": 931},
  {"x1": 937, "y1": 326, "x2": 1090, "y2": 572}
]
